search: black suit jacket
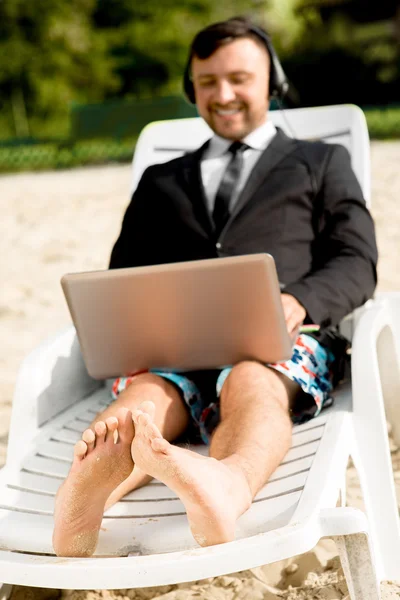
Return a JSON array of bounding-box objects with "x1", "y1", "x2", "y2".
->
[{"x1": 110, "y1": 128, "x2": 378, "y2": 328}]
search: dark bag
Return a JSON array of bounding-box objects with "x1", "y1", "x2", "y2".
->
[{"x1": 306, "y1": 327, "x2": 351, "y2": 387}]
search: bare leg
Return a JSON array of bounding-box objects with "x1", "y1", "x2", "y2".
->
[
  {"x1": 209, "y1": 361, "x2": 297, "y2": 495},
  {"x1": 131, "y1": 361, "x2": 298, "y2": 547},
  {"x1": 93, "y1": 373, "x2": 190, "y2": 508},
  {"x1": 52, "y1": 374, "x2": 189, "y2": 557},
  {"x1": 53, "y1": 407, "x2": 135, "y2": 557}
]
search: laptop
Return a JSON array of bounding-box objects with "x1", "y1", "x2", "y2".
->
[{"x1": 61, "y1": 253, "x2": 293, "y2": 380}]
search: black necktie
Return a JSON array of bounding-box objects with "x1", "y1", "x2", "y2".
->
[{"x1": 212, "y1": 141, "x2": 247, "y2": 238}]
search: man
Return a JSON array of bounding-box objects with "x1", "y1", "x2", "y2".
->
[{"x1": 53, "y1": 16, "x2": 377, "y2": 557}]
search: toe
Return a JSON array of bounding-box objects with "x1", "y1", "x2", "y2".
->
[
  {"x1": 94, "y1": 420, "x2": 107, "y2": 443},
  {"x1": 144, "y1": 420, "x2": 165, "y2": 447},
  {"x1": 105, "y1": 416, "x2": 118, "y2": 443},
  {"x1": 116, "y1": 407, "x2": 134, "y2": 444},
  {"x1": 138, "y1": 400, "x2": 156, "y2": 420},
  {"x1": 138, "y1": 412, "x2": 152, "y2": 428},
  {"x1": 82, "y1": 428, "x2": 95, "y2": 452},
  {"x1": 151, "y1": 436, "x2": 170, "y2": 453},
  {"x1": 74, "y1": 440, "x2": 88, "y2": 460},
  {"x1": 132, "y1": 409, "x2": 143, "y2": 426}
]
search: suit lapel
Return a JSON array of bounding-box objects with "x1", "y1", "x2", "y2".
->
[
  {"x1": 230, "y1": 128, "x2": 298, "y2": 221},
  {"x1": 179, "y1": 140, "x2": 214, "y2": 235},
  {"x1": 176, "y1": 129, "x2": 298, "y2": 237}
]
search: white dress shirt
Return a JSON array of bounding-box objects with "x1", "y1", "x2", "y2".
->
[{"x1": 200, "y1": 119, "x2": 277, "y2": 213}]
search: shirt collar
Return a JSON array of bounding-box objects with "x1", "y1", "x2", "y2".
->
[{"x1": 206, "y1": 118, "x2": 277, "y2": 158}]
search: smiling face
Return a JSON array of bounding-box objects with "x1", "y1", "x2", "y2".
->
[{"x1": 191, "y1": 37, "x2": 270, "y2": 140}]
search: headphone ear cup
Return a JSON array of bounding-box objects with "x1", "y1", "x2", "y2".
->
[
  {"x1": 267, "y1": 46, "x2": 289, "y2": 98},
  {"x1": 249, "y1": 26, "x2": 288, "y2": 99}
]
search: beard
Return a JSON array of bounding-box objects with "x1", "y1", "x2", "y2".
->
[{"x1": 204, "y1": 103, "x2": 267, "y2": 140}]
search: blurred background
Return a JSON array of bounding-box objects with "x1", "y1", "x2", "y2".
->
[{"x1": 1, "y1": 0, "x2": 399, "y2": 171}]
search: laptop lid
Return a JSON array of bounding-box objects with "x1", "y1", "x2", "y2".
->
[{"x1": 61, "y1": 253, "x2": 293, "y2": 380}]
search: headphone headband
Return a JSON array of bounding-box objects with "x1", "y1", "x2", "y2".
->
[{"x1": 183, "y1": 24, "x2": 289, "y2": 104}]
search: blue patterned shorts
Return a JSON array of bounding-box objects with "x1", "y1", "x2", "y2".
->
[{"x1": 111, "y1": 334, "x2": 335, "y2": 444}]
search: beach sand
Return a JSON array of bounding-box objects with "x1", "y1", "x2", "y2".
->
[{"x1": 1, "y1": 141, "x2": 400, "y2": 599}]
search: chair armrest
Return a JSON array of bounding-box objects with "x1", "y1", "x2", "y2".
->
[
  {"x1": 351, "y1": 296, "x2": 400, "y2": 446},
  {"x1": 351, "y1": 299, "x2": 396, "y2": 417},
  {"x1": 354, "y1": 292, "x2": 400, "y2": 446},
  {"x1": 8, "y1": 326, "x2": 102, "y2": 460}
]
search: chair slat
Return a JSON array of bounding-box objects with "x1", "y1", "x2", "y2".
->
[
  {"x1": 7, "y1": 471, "x2": 61, "y2": 495},
  {"x1": 51, "y1": 428, "x2": 81, "y2": 444},
  {"x1": 63, "y1": 419, "x2": 88, "y2": 433},
  {"x1": 36, "y1": 441, "x2": 73, "y2": 462},
  {"x1": 22, "y1": 456, "x2": 69, "y2": 479}
]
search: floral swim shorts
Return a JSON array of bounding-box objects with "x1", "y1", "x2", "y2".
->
[{"x1": 112, "y1": 334, "x2": 335, "y2": 445}]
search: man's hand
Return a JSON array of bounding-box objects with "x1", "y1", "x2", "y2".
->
[{"x1": 281, "y1": 293, "x2": 307, "y2": 338}]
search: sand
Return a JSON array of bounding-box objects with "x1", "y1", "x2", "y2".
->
[{"x1": 1, "y1": 141, "x2": 400, "y2": 599}]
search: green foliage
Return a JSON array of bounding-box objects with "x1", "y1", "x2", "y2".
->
[
  {"x1": 0, "y1": 136, "x2": 137, "y2": 173},
  {"x1": 262, "y1": 0, "x2": 310, "y2": 53},
  {"x1": 0, "y1": 0, "x2": 399, "y2": 140},
  {"x1": 0, "y1": 104, "x2": 399, "y2": 174},
  {"x1": 89, "y1": 0, "x2": 264, "y2": 99},
  {"x1": 365, "y1": 106, "x2": 400, "y2": 140},
  {"x1": 0, "y1": 0, "x2": 264, "y2": 137},
  {"x1": 0, "y1": 0, "x2": 118, "y2": 137},
  {"x1": 263, "y1": 2, "x2": 400, "y2": 107}
]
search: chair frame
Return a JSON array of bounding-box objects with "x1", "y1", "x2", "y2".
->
[{"x1": 1, "y1": 105, "x2": 399, "y2": 600}]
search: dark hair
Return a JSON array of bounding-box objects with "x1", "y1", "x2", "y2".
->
[
  {"x1": 189, "y1": 16, "x2": 269, "y2": 61},
  {"x1": 183, "y1": 16, "x2": 289, "y2": 103}
]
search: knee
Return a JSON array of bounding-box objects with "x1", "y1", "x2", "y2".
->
[
  {"x1": 223, "y1": 360, "x2": 272, "y2": 393},
  {"x1": 228, "y1": 360, "x2": 267, "y2": 380},
  {"x1": 123, "y1": 372, "x2": 175, "y2": 403},
  {"x1": 220, "y1": 361, "x2": 291, "y2": 412}
]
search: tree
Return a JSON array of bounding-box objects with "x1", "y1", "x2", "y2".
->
[
  {"x1": 262, "y1": 0, "x2": 400, "y2": 106},
  {"x1": 0, "y1": 0, "x2": 268, "y2": 137},
  {"x1": 91, "y1": 0, "x2": 267, "y2": 98},
  {"x1": 0, "y1": 0, "x2": 116, "y2": 137},
  {"x1": 2, "y1": 0, "x2": 397, "y2": 138}
]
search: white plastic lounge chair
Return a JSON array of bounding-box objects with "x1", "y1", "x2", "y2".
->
[{"x1": 1, "y1": 105, "x2": 399, "y2": 600}]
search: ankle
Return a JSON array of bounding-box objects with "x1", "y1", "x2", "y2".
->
[{"x1": 221, "y1": 456, "x2": 253, "y2": 506}]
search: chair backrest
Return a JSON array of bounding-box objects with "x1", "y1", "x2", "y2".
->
[{"x1": 131, "y1": 104, "x2": 371, "y2": 207}]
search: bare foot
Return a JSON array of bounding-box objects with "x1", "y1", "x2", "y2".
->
[
  {"x1": 52, "y1": 407, "x2": 135, "y2": 557},
  {"x1": 104, "y1": 465, "x2": 153, "y2": 511},
  {"x1": 131, "y1": 402, "x2": 253, "y2": 547},
  {"x1": 104, "y1": 401, "x2": 156, "y2": 511}
]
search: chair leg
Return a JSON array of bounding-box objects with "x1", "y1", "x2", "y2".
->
[
  {"x1": 351, "y1": 321, "x2": 400, "y2": 580},
  {"x1": 333, "y1": 534, "x2": 381, "y2": 600},
  {"x1": 0, "y1": 584, "x2": 12, "y2": 600}
]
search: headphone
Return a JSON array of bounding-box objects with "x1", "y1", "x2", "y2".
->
[{"x1": 183, "y1": 24, "x2": 289, "y2": 104}]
